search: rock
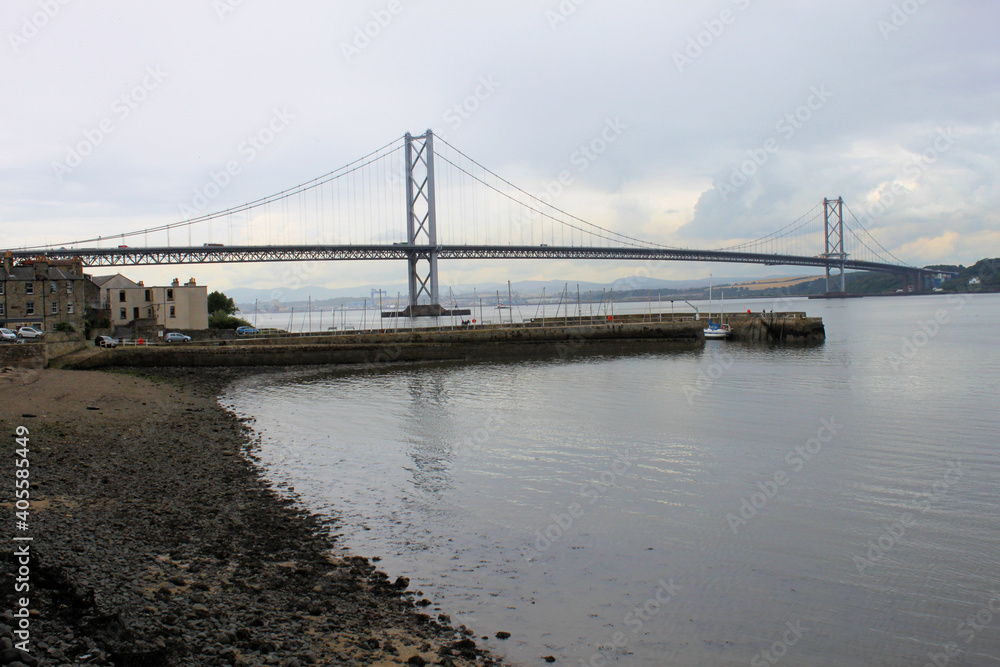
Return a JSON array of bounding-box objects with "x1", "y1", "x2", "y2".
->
[
  {"x1": 543, "y1": 656, "x2": 556, "y2": 663},
  {"x1": 495, "y1": 631, "x2": 511, "y2": 640},
  {"x1": 406, "y1": 656, "x2": 428, "y2": 666},
  {"x1": 0, "y1": 648, "x2": 33, "y2": 665}
]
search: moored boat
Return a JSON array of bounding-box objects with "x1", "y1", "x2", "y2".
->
[{"x1": 703, "y1": 321, "x2": 732, "y2": 339}]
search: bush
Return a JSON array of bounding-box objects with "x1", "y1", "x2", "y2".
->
[
  {"x1": 209, "y1": 310, "x2": 254, "y2": 330},
  {"x1": 53, "y1": 322, "x2": 76, "y2": 332}
]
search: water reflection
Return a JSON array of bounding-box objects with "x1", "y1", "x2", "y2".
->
[{"x1": 223, "y1": 296, "x2": 1000, "y2": 666}]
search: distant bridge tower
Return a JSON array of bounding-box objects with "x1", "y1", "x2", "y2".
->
[
  {"x1": 822, "y1": 196, "x2": 847, "y2": 293},
  {"x1": 404, "y1": 130, "x2": 439, "y2": 309}
]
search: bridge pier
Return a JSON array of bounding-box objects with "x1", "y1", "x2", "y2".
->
[{"x1": 906, "y1": 271, "x2": 926, "y2": 293}]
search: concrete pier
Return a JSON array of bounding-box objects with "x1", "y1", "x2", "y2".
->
[{"x1": 59, "y1": 312, "x2": 823, "y2": 370}]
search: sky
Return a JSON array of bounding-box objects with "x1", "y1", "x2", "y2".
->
[{"x1": 2, "y1": 0, "x2": 998, "y2": 294}]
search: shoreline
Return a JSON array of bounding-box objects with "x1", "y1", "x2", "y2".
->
[{"x1": 0, "y1": 366, "x2": 509, "y2": 667}]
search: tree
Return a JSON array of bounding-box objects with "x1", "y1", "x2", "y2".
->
[{"x1": 207, "y1": 290, "x2": 236, "y2": 315}]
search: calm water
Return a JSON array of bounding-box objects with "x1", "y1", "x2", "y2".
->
[{"x1": 222, "y1": 293, "x2": 1000, "y2": 666}]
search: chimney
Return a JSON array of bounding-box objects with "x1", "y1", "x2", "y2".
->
[
  {"x1": 185, "y1": 277, "x2": 197, "y2": 286},
  {"x1": 33, "y1": 258, "x2": 49, "y2": 280},
  {"x1": 138, "y1": 280, "x2": 144, "y2": 287},
  {"x1": 3, "y1": 251, "x2": 11, "y2": 274},
  {"x1": 171, "y1": 278, "x2": 180, "y2": 287}
]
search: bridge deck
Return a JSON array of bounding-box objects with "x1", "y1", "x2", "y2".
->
[{"x1": 5, "y1": 244, "x2": 940, "y2": 275}]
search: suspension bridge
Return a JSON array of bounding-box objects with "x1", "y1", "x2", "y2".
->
[{"x1": 8, "y1": 131, "x2": 942, "y2": 309}]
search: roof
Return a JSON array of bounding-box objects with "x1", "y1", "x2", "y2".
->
[
  {"x1": 0, "y1": 265, "x2": 95, "y2": 282},
  {"x1": 89, "y1": 274, "x2": 141, "y2": 289}
]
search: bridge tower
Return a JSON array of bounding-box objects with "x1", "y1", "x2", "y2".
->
[
  {"x1": 404, "y1": 130, "x2": 439, "y2": 309},
  {"x1": 822, "y1": 197, "x2": 847, "y2": 293}
]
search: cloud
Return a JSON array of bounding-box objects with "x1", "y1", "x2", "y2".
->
[{"x1": 2, "y1": 0, "x2": 998, "y2": 289}]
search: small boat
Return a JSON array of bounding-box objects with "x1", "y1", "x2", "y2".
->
[
  {"x1": 703, "y1": 276, "x2": 732, "y2": 339},
  {"x1": 703, "y1": 320, "x2": 732, "y2": 339}
]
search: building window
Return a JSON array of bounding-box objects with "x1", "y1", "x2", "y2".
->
[
  {"x1": 169, "y1": 306, "x2": 176, "y2": 318},
  {"x1": 51, "y1": 301, "x2": 58, "y2": 314},
  {"x1": 0, "y1": 304, "x2": 5, "y2": 316},
  {"x1": 166, "y1": 289, "x2": 174, "y2": 301},
  {"x1": 119, "y1": 290, "x2": 126, "y2": 302},
  {"x1": 26, "y1": 302, "x2": 34, "y2": 315},
  {"x1": 50, "y1": 282, "x2": 57, "y2": 293},
  {"x1": 26, "y1": 283, "x2": 34, "y2": 295},
  {"x1": 0, "y1": 283, "x2": 4, "y2": 295},
  {"x1": 133, "y1": 307, "x2": 139, "y2": 320},
  {"x1": 67, "y1": 304, "x2": 74, "y2": 314},
  {"x1": 145, "y1": 289, "x2": 151, "y2": 302},
  {"x1": 67, "y1": 282, "x2": 73, "y2": 294},
  {"x1": 120, "y1": 308, "x2": 127, "y2": 320}
]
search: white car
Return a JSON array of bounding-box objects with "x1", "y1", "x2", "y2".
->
[
  {"x1": 0, "y1": 328, "x2": 18, "y2": 341},
  {"x1": 16, "y1": 326, "x2": 44, "y2": 339}
]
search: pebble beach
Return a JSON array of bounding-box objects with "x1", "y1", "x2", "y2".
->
[{"x1": 0, "y1": 367, "x2": 507, "y2": 667}]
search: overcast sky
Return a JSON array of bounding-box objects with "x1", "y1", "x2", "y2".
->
[{"x1": 2, "y1": 1, "x2": 998, "y2": 293}]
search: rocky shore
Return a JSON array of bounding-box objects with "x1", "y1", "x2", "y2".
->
[{"x1": 0, "y1": 367, "x2": 508, "y2": 667}]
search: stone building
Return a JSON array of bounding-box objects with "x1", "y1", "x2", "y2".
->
[
  {"x1": 0, "y1": 254, "x2": 89, "y2": 334},
  {"x1": 91, "y1": 274, "x2": 208, "y2": 331}
]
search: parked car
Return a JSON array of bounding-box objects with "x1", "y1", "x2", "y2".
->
[
  {"x1": 95, "y1": 335, "x2": 118, "y2": 348},
  {"x1": 16, "y1": 326, "x2": 44, "y2": 339},
  {"x1": 164, "y1": 332, "x2": 192, "y2": 343},
  {"x1": 0, "y1": 328, "x2": 18, "y2": 342},
  {"x1": 236, "y1": 326, "x2": 260, "y2": 335}
]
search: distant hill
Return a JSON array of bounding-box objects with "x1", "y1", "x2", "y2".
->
[
  {"x1": 227, "y1": 262, "x2": 989, "y2": 308},
  {"x1": 939, "y1": 258, "x2": 1000, "y2": 292},
  {"x1": 230, "y1": 275, "x2": 758, "y2": 308}
]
